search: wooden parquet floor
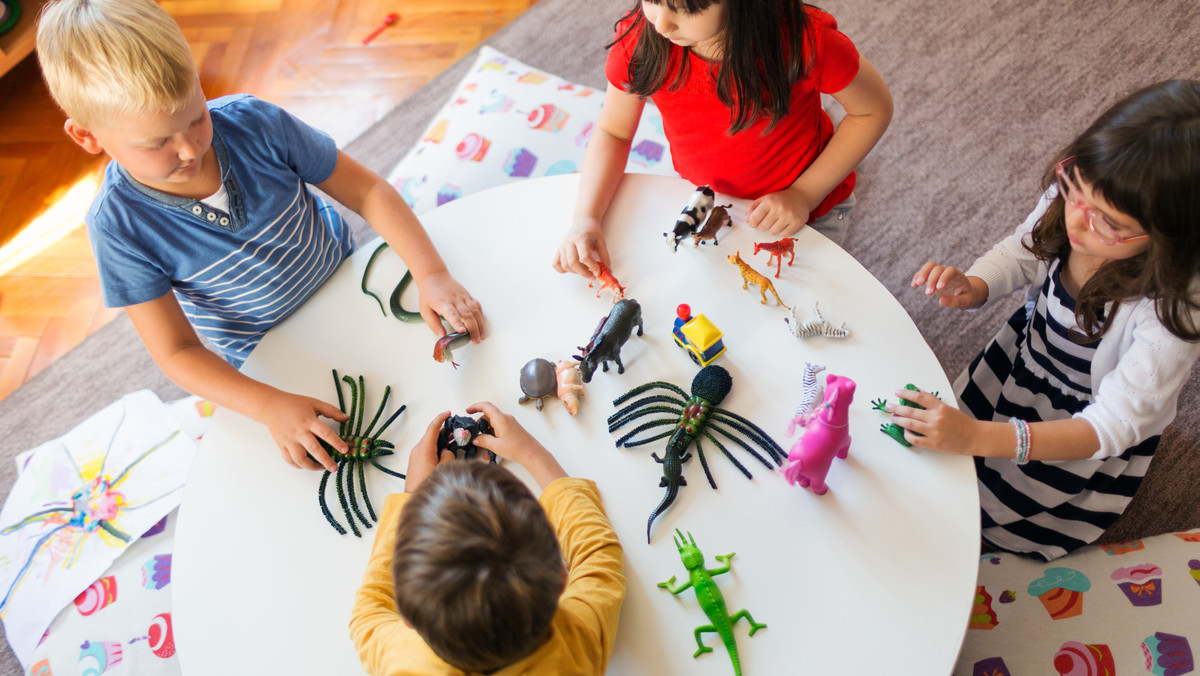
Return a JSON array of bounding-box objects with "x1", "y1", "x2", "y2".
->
[{"x1": 0, "y1": 0, "x2": 540, "y2": 400}]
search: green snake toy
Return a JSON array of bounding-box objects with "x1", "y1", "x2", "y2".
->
[
  {"x1": 361, "y1": 242, "x2": 470, "y2": 365},
  {"x1": 658, "y1": 529, "x2": 766, "y2": 676}
]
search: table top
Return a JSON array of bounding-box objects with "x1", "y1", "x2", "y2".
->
[{"x1": 173, "y1": 173, "x2": 980, "y2": 675}]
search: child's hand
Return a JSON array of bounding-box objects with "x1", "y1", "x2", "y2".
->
[
  {"x1": 405, "y1": 410, "x2": 455, "y2": 493},
  {"x1": 883, "y1": 388, "x2": 980, "y2": 455},
  {"x1": 416, "y1": 271, "x2": 485, "y2": 343},
  {"x1": 553, "y1": 219, "x2": 610, "y2": 278},
  {"x1": 911, "y1": 261, "x2": 988, "y2": 309},
  {"x1": 466, "y1": 401, "x2": 568, "y2": 488},
  {"x1": 746, "y1": 186, "x2": 814, "y2": 236},
  {"x1": 259, "y1": 391, "x2": 350, "y2": 472}
]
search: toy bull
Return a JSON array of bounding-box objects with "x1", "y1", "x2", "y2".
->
[
  {"x1": 574, "y1": 298, "x2": 644, "y2": 383},
  {"x1": 665, "y1": 185, "x2": 715, "y2": 252},
  {"x1": 691, "y1": 204, "x2": 733, "y2": 246}
]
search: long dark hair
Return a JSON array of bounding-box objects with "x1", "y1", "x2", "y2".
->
[
  {"x1": 1028, "y1": 79, "x2": 1200, "y2": 342},
  {"x1": 612, "y1": 0, "x2": 814, "y2": 134}
]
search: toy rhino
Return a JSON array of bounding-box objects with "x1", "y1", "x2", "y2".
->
[{"x1": 574, "y1": 298, "x2": 644, "y2": 383}]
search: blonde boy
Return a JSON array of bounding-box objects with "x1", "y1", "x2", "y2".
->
[{"x1": 37, "y1": 0, "x2": 484, "y2": 471}]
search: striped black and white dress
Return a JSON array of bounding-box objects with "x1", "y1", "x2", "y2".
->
[{"x1": 955, "y1": 255, "x2": 1159, "y2": 561}]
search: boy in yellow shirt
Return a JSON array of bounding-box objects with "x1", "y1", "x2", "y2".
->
[{"x1": 351, "y1": 402, "x2": 626, "y2": 675}]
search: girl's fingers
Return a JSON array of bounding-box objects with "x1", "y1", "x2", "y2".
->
[{"x1": 895, "y1": 388, "x2": 938, "y2": 407}]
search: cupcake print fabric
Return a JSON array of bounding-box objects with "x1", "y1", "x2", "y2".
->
[{"x1": 956, "y1": 529, "x2": 1200, "y2": 675}]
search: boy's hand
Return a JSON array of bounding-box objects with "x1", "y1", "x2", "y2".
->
[
  {"x1": 883, "y1": 388, "x2": 979, "y2": 455},
  {"x1": 405, "y1": 410, "x2": 455, "y2": 492},
  {"x1": 746, "y1": 185, "x2": 814, "y2": 237},
  {"x1": 553, "y1": 219, "x2": 610, "y2": 279},
  {"x1": 260, "y1": 391, "x2": 350, "y2": 472},
  {"x1": 416, "y1": 271, "x2": 485, "y2": 343},
  {"x1": 467, "y1": 401, "x2": 568, "y2": 488},
  {"x1": 911, "y1": 261, "x2": 988, "y2": 309}
]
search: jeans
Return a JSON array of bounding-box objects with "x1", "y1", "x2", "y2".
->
[{"x1": 807, "y1": 192, "x2": 856, "y2": 246}]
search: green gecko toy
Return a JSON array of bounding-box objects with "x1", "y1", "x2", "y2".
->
[
  {"x1": 658, "y1": 529, "x2": 766, "y2": 676},
  {"x1": 870, "y1": 383, "x2": 939, "y2": 447}
]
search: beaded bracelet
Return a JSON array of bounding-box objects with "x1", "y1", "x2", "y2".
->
[{"x1": 1009, "y1": 417, "x2": 1031, "y2": 465}]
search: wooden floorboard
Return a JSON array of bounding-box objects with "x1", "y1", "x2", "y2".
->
[{"x1": 0, "y1": 0, "x2": 540, "y2": 400}]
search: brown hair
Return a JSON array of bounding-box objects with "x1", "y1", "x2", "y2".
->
[
  {"x1": 1027, "y1": 79, "x2": 1200, "y2": 342},
  {"x1": 613, "y1": 0, "x2": 815, "y2": 134},
  {"x1": 392, "y1": 462, "x2": 565, "y2": 672}
]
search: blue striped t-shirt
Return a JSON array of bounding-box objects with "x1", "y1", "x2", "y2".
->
[{"x1": 87, "y1": 95, "x2": 354, "y2": 366}]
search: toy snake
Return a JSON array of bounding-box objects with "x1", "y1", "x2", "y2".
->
[{"x1": 361, "y1": 242, "x2": 422, "y2": 323}]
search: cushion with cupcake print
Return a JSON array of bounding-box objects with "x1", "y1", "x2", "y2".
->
[
  {"x1": 385, "y1": 45, "x2": 679, "y2": 216},
  {"x1": 956, "y1": 528, "x2": 1200, "y2": 675}
]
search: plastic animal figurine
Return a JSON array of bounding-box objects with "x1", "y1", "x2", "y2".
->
[
  {"x1": 672, "y1": 304, "x2": 726, "y2": 366},
  {"x1": 784, "y1": 302, "x2": 850, "y2": 339},
  {"x1": 433, "y1": 329, "x2": 471, "y2": 368},
  {"x1": 691, "y1": 203, "x2": 733, "y2": 246},
  {"x1": 588, "y1": 262, "x2": 625, "y2": 302},
  {"x1": 555, "y1": 359, "x2": 584, "y2": 415},
  {"x1": 607, "y1": 364, "x2": 786, "y2": 541},
  {"x1": 574, "y1": 298, "x2": 644, "y2": 383},
  {"x1": 727, "y1": 252, "x2": 789, "y2": 308},
  {"x1": 666, "y1": 185, "x2": 715, "y2": 252},
  {"x1": 518, "y1": 358, "x2": 558, "y2": 411},
  {"x1": 751, "y1": 237, "x2": 796, "y2": 278},
  {"x1": 782, "y1": 373, "x2": 855, "y2": 495},
  {"x1": 316, "y1": 370, "x2": 408, "y2": 537},
  {"x1": 658, "y1": 529, "x2": 767, "y2": 676},
  {"x1": 787, "y1": 362, "x2": 827, "y2": 436},
  {"x1": 871, "y1": 384, "x2": 937, "y2": 448},
  {"x1": 438, "y1": 414, "x2": 496, "y2": 462}
]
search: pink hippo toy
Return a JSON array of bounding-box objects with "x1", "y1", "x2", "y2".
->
[{"x1": 781, "y1": 373, "x2": 855, "y2": 495}]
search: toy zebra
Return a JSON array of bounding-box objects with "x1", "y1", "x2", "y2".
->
[
  {"x1": 787, "y1": 362, "x2": 826, "y2": 436},
  {"x1": 784, "y1": 302, "x2": 850, "y2": 339},
  {"x1": 665, "y1": 185, "x2": 715, "y2": 252}
]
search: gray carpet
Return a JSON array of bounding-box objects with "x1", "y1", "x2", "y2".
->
[{"x1": 3, "y1": 0, "x2": 1198, "y2": 669}]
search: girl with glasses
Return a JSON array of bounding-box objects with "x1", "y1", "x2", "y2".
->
[{"x1": 895, "y1": 80, "x2": 1200, "y2": 561}]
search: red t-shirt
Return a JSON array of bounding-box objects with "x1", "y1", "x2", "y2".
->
[{"x1": 606, "y1": 7, "x2": 860, "y2": 221}]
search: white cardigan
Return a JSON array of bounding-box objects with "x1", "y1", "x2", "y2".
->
[{"x1": 964, "y1": 190, "x2": 1200, "y2": 460}]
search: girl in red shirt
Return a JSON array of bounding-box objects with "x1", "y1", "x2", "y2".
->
[{"x1": 554, "y1": 0, "x2": 892, "y2": 278}]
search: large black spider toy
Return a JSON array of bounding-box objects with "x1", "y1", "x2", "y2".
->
[
  {"x1": 316, "y1": 370, "x2": 407, "y2": 536},
  {"x1": 607, "y1": 364, "x2": 786, "y2": 542}
]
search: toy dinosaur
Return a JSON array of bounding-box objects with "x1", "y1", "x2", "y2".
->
[
  {"x1": 751, "y1": 237, "x2": 796, "y2": 278},
  {"x1": 658, "y1": 529, "x2": 767, "y2": 676},
  {"x1": 727, "y1": 252, "x2": 789, "y2": 308}
]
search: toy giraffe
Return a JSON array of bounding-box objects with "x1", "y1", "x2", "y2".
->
[
  {"x1": 727, "y1": 252, "x2": 789, "y2": 308},
  {"x1": 659, "y1": 529, "x2": 767, "y2": 676},
  {"x1": 751, "y1": 237, "x2": 796, "y2": 278}
]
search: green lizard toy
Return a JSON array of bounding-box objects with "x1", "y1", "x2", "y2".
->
[
  {"x1": 658, "y1": 529, "x2": 766, "y2": 676},
  {"x1": 871, "y1": 383, "x2": 939, "y2": 447}
]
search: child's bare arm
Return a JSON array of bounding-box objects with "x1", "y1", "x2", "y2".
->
[
  {"x1": 886, "y1": 389, "x2": 1103, "y2": 461},
  {"x1": 748, "y1": 55, "x2": 893, "y2": 236},
  {"x1": 911, "y1": 261, "x2": 989, "y2": 309},
  {"x1": 125, "y1": 293, "x2": 349, "y2": 471},
  {"x1": 467, "y1": 401, "x2": 568, "y2": 489},
  {"x1": 554, "y1": 84, "x2": 644, "y2": 278},
  {"x1": 317, "y1": 151, "x2": 485, "y2": 343}
]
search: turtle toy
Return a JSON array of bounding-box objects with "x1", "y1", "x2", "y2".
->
[{"x1": 518, "y1": 358, "x2": 558, "y2": 411}]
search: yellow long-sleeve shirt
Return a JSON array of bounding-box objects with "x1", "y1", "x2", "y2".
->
[{"x1": 350, "y1": 477, "x2": 626, "y2": 676}]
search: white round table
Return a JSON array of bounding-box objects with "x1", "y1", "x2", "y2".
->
[{"x1": 173, "y1": 173, "x2": 980, "y2": 675}]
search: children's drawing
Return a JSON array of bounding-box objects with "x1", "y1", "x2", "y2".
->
[{"x1": 0, "y1": 390, "x2": 195, "y2": 668}]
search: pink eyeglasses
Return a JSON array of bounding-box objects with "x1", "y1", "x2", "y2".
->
[{"x1": 1054, "y1": 158, "x2": 1150, "y2": 246}]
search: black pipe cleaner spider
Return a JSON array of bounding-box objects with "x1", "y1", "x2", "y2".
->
[
  {"x1": 607, "y1": 364, "x2": 786, "y2": 542},
  {"x1": 315, "y1": 370, "x2": 407, "y2": 536}
]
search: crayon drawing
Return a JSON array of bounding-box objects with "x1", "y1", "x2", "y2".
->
[{"x1": 0, "y1": 390, "x2": 195, "y2": 667}]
